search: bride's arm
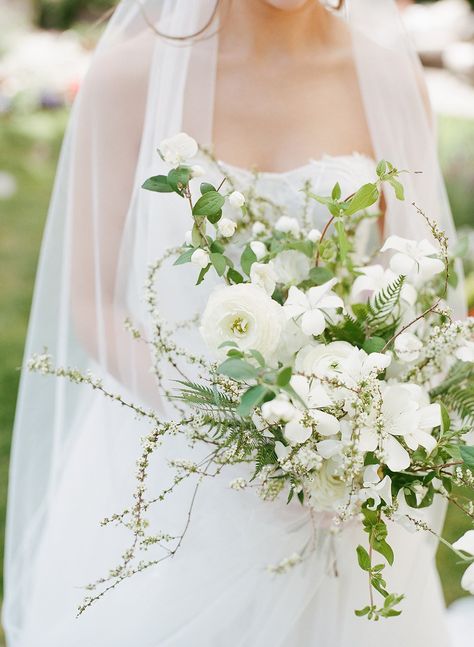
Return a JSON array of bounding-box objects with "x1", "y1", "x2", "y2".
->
[{"x1": 70, "y1": 31, "x2": 161, "y2": 405}]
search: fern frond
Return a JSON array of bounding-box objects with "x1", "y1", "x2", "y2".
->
[
  {"x1": 326, "y1": 314, "x2": 365, "y2": 347},
  {"x1": 175, "y1": 380, "x2": 237, "y2": 411},
  {"x1": 366, "y1": 275, "x2": 405, "y2": 337},
  {"x1": 431, "y1": 361, "x2": 474, "y2": 425}
]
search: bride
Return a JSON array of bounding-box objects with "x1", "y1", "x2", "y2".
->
[{"x1": 3, "y1": 1, "x2": 467, "y2": 645}]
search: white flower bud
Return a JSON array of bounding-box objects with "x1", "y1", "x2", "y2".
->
[
  {"x1": 159, "y1": 132, "x2": 198, "y2": 166},
  {"x1": 228, "y1": 190, "x2": 246, "y2": 208},
  {"x1": 252, "y1": 221, "x2": 266, "y2": 236},
  {"x1": 185, "y1": 230, "x2": 193, "y2": 245},
  {"x1": 275, "y1": 216, "x2": 300, "y2": 237},
  {"x1": 217, "y1": 217, "x2": 237, "y2": 238},
  {"x1": 250, "y1": 262, "x2": 277, "y2": 295},
  {"x1": 250, "y1": 241, "x2": 267, "y2": 260},
  {"x1": 308, "y1": 228, "x2": 322, "y2": 243},
  {"x1": 191, "y1": 248, "x2": 210, "y2": 268},
  {"x1": 261, "y1": 397, "x2": 296, "y2": 425},
  {"x1": 191, "y1": 164, "x2": 205, "y2": 178}
]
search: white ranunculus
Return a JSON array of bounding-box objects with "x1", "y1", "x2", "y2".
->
[
  {"x1": 456, "y1": 340, "x2": 474, "y2": 363},
  {"x1": 296, "y1": 341, "x2": 354, "y2": 378},
  {"x1": 191, "y1": 164, "x2": 205, "y2": 177},
  {"x1": 200, "y1": 283, "x2": 284, "y2": 360},
  {"x1": 252, "y1": 221, "x2": 266, "y2": 236},
  {"x1": 228, "y1": 190, "x2": 246, "y2": 208},
  {"x1": 284, "y1": 279, "x2": 344, "y2": 336},
  {"x1": 394, "y1": 332, "x2": 423, "y2": 362},
  {"x1": 351, "y1": 264, "x2": 417, "y2": 306},
  {"x1": 159, "y1": 132, "x2": 198, "y2": 166},
  {"x1": 250, "y1": 262, "x2": 277, "y2": 295},
  {"x1": 306, "y1": 460, "x2": 350, "y2": 512},
  {"x1": 308, "y1": 228, "x2": 322, "y2": 243},
  {"x1": 270, "y1": 250, "x2": 311, "y2": 285},
  {"x1": 191, "y1": 248, "x2": 210, "y2": 268},
  {"x1": 261, "y1": 396, "x2": 297, "y2": 425},
  {"x1": 217, "y1": 217, "x2": 237, "y2": 238},
  {"x1": 275, "y1": 216, "x2": 300, "y2": 237},
  {"x1": 452, "y1": 530, "x2": 474, "y2": 594},
  {"x1": 381, "y1": 236, "x2": 445, "y2": 285},
  {"x1": 250, "y1": 241, "x2": 267, "y2": 261}
]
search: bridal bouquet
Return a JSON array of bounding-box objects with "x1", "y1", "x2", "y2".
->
[{"x1": 30, "y1": 133, "x2": 474, "y2": 620}]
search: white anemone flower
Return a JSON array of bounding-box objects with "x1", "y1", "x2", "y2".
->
[
  {"x1": 381, "y1": 236, "x2": 445, "y2": 285},
  {"x1": 284, "y1": 279, "x2": 344, "y2": 336},
  {"x1": 359, "y1": 384, "x2": 440, "y2": 472},
  {"x1": 452, "y1": 530, "x2": 474, "y2": 594},
  {"x1": 351, "y1": 264, "x2": 417, "y2": 306},
  {"x1": 359, "y1": 464, "x2": 393, "y2": 510}
]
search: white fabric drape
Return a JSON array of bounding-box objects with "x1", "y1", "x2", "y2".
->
[{"x1": 3, "y1": 1, "x2": 466, "y2": 645}]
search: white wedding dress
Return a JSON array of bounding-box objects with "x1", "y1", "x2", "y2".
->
[{"x1": 12, "y1": 152, "x2": 456, "y2": 647}]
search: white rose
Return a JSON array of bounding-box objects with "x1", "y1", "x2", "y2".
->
[
  {"x1": 250, "y1": 262, "x2": 277, "y2": 295},
  {"x1": 296, "y1": 341, "x2": 354, "y2": 378},
  {"x1": 185, "y1": 230, "x2": 193, "y2": 245},
  {"x1": 306, "y1": 460, "x2": 350, "y2": 512},
  {"x1": 191, "y1": 164, "x2": 205, "y2": 177},
  {"x1": 261, "y1": 396, "x2": 297, "y2": 424},
  {"x1": 394, "y1": 332, "x2": 423, "y2": 362},
  {"x1": 228, "y1": 191, "x2": 246, "y2": 208},
  {"x1": 250, "y1": 241, "x2": 267, "y2": 260},
  {"x1": 270, "y1": 250, "x2": 311, "y2": 285},
  {"x1": 217, "y1": 217, "x2": 237, "y2": 238},
  {"x1": 275, "y1": 216, "x2": 300, "y2": 237},
  {"x1": 200, "y1": 284, "x2": 284, "y2": 360},
  {"x1": 191, "y1": 248, "x2": 210, "y2": 268},
  {"x1": 252, "y1": 221, "x2": 266, "y2": 236},
  {"x1": 159, "y1": 132, "x2": 198, "y2": 166},
  {"x1": 308, "y1": 228, "x2": 322, "y2": 243}
]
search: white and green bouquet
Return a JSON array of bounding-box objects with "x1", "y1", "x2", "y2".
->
[{"x1": 31, "y1": 133, "x2": 474, "y2": 620}]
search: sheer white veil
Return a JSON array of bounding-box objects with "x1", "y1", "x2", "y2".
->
[{"x1": 3, "y1": 0, "x2": 465, "y2": 644}]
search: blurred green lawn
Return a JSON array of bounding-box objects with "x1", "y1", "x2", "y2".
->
[{"x1": 0, "y1": 110, "x2": 473, "y2": 642}]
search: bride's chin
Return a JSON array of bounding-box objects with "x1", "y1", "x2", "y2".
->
[{"x1": 260, "y1": 0, "x2": 312, "y2": 11}]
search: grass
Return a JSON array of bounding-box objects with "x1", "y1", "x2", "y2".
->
[{"x1": 0, "y1": 110, "x2": 472, "y2": 642}]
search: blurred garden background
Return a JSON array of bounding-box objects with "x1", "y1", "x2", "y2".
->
[{"x1": 0, "y1": 0, "x2": 474, "y2": 643}]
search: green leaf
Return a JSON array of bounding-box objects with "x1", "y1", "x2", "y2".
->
[
  {"x1": 376, "y1": 160, "x2": 388, "y2": 177},
  {"x1": 344, "y1": 183, "x2": 379, "y2": 216},
  {"x1": 196, "y1": 264, "x2": 211, "y2": 285},
  {"x1": 363, "y1": 337, "x2": 386, "y2": 355},
  {"x1": 207, "y1": 209, "x2": 222, "y2": 225},
  {"x1": 439, "y1": 402, "x2": 451, "y2": 434},
  {"x1": 373, "y1": 539, "x2": 394, "y2": 566},
  {"x1": 277, "y1": 366, "x2": 292, "y2": 387},
  {"x1": 227, "y1": 268, "x2": 244, "y2": 284},
  {"x1": 285, "y1": 240, "x2": 314, "y2": 258},
  {"x1": 388, "y1": 177, "x2": 405, "y2": 201},
  {"x1": 191, "y1": 223, "x2": 204, "y2": 247},
  {"x1": 210, "y1": 239, "x2": 225, "y2": 254},
  {"x1": 240, "y1": 245, "x2": 257, "y2": 276},
  {"x1": 210, "y1": 253, "x2": 227, "y2": 276},
  {"x1": 193, "y1": 191, "x2": 225, "y2": 217},
  {"x1": 249, "y1": 349, "x2": 266, "y2": 367},
  {"x1": 218, "y1": 358, "x2": 259, "y2": 381},
  {"x1": 332, "y1": 182, "x2": 341, "y2": 201},
  {"x1": 174, "y1": 248, "x2": 194, "y2": 265},
  {"x1": 355, "y1": 606, "x2": 371, "y2": 617},
  {"x1": 168, "y1": 166, "x2": 192, "y2": 195},
  {"x1": 237, "y1": 385, "x2": 271, "y2": 417},
  {"x1": 460, "y1": 445, "x2": 474, "y2": 468},
  {"x1": 142, "y1": 175, "x2": 173, "y2": 193},
  {"x1": 309, "y1": 267, "x2": 334, "y2": 285},
  {"x1": 356, "y1": 545, "x2": 371, "y2": 571},
  {"x1": 200, "y1": 182, "x2": 216, "y2": 194}
]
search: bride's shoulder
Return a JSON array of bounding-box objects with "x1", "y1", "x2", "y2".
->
[{"x1": 80, "y1": 29, "x2": 155, "y2": 108}]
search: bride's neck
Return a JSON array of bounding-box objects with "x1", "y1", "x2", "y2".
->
[{"x1": 219, "y1": 0, "x2": 341, "y2": 61}]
